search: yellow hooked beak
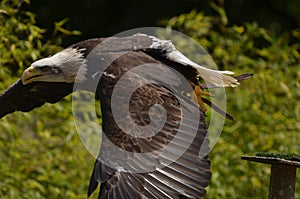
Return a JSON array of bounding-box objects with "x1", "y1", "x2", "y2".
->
[{"x1": 21, "y1": 66, "x2": 44, "y2": 85}]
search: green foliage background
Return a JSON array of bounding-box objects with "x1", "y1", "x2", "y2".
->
[
  {"x1": 0, "y1": 1, "x2": 90, "y2": 198},
  {"x1": 0, "y1": 1, "x2": 299, "y2": 198}
]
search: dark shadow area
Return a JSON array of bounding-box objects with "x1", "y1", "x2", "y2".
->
[{"x1": 24, "y1": 0, "x2": 300, "y2": 46}]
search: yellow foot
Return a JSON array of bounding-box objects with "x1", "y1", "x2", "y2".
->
[{"x1": 193, "y1": 85, "x2": 211, "y2": 113}]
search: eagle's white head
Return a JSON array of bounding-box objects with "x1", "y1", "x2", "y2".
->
[{"x1": 22, "y1": 48, "x2": 87, "y2": 85}]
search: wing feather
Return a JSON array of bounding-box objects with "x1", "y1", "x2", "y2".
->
[{"x1": 0, "y1": 79, "x2": 73, "y2": 118}]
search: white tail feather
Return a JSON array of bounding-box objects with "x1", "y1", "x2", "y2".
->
[
  {"x1": 146, "y1": 34, "x2": 239, "y2": 87},
  {"x1": 167, "y1": 50, "x2": 239, "y2": 87}
]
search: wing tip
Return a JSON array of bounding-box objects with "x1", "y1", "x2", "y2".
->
[{"x1": 235, "y1": 73, "x2": 254, "y2": 82}]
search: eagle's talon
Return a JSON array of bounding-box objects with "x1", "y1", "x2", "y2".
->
[
  {"x1": 193, "y1": 85, "x2": 210, "y2": 113},
  {"x1": 194, "y1": 85, "x2": 211, "y2": 97}
]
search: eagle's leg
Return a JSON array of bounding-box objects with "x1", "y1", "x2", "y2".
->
[{"x1": 193, "y1": 85, "x2": 211, "y2": 113}]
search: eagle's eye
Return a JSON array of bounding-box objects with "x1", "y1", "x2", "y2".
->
[{"x1": 40, "y1": 66, "x2": 50, "y2": 72}]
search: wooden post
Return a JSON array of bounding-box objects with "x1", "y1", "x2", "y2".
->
[
  {"x1": 241, "y1": 156, "x2": 300, "y2": 199},
  {"x1": 269, "y1": 164, "x2": 296, "y2": 199}
]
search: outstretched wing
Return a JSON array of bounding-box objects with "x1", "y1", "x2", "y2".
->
[
  {"x1": 88, "y1": 51, "x2": 211, "y2": 198},
  {"x1": 0, "y1": 79, "x2": 73, "y2": 118},
  {"x1": 89, "y1": 85, "x2": 211, "y2": 199}
]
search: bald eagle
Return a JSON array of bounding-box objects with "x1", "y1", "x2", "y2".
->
[{"x1": 0, "y1": 33, "x2": 251, "y2": 198}]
